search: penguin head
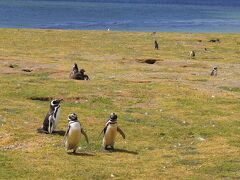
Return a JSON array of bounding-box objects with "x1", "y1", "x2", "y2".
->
[
  {"x1": 109, "y1": 112, "x2": 117, "y2": 122},
  {"x1": 79, "y1": 69, "x2": 85, "y2": 74},
  {"x1": 50, "y1": 99, "x2": 63, "y2": 107},
  {"x1": 68, "y1": 113, "x2": 78, "y2": 122},
  {"x1": 213, "y1": 66, "x2": 218, "y2": 70}
]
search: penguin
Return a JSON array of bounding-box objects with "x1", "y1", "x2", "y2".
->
[
  {"x1": 41, "y1": 99, "x2": 63, "y2": 134},
  {"x1": 69, "y1": 63, "x2": 79, "y2": 79},
  {"x1": 78, "y1": 69, "x2": 90, "y2": 80},
  {"x1": 72, "y1": 63, "x2": 79, "y2": 73},
  {"x1": 210, "y1": 66, "x2": 218, "y2": 76},
  {"x1": 100, "y1": 113, "x2": 125, "y2": 150},
  {"x1": 154, "y1": 40, "x2": 159, "y2": 50},
  {"x1": 190, "y1": 50, "x2": 195, "y2": 59},
  {"x1": 64, "y1": 113, "x2": 89, "y2": 153}
]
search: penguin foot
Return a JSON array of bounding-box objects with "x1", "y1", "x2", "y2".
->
[
  {"x1": 104, "y1": 146, "x2": 114, "y2": 151},
  {"x1": 66, "y1": 149, "x2": 77, "y2": 154},
  {"x1": 73, "y1": 149, "x2": 78, "y2": 154}
]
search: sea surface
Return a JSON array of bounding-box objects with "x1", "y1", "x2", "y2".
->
[{"x1": 0, "y1": 0, "x2": 240, "y2": 32}]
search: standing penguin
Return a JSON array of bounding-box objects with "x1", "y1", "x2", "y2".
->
[
  {"x1": 154, "y1": 40, "x2": 159, "y2": 50},
  {"x1": 100, "y1": 113, "x2": 125, "y2": 150},
  {"x1": 190, "y1": 50, "x2": 195, "y2": 59},
  {"x1": 40, "y1": 99, "x2": 63, "y2": 134},
  {"x1": 64, "y1": 113, "x2": 89, "y2": 153},
  {"x1": 210, "y1": 66, "x2": 218, "y2": 76}
]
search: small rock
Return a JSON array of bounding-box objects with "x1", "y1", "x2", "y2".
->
[{"x1": 110, "y1": 174, "x2": 115, "y2": 178}]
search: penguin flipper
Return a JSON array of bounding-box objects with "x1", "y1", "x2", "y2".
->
[
  {"x1": 81, "y1": 129, "x2": 89, "y2": 144},
  {"x1": 117, "y1": 127, "x2": 126, "y2": 139},
  {"x1": 98, "y1": 123, "x2": 108, "y2": 139},
  {"x1": 48, "y1": 116, "x2": 55, "y2": 134},
  {"x1": 63, "y1": 125, "x2": 71, "y2": 144},
  {"x1": 98, "y1": 128, "x2": 104, "y2": 139}
]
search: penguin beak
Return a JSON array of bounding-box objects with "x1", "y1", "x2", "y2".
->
[{"x1": 57, "y1": 99, "x2": 63, "y2": 104}]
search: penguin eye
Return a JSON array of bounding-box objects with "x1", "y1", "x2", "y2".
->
[{"x1": 51, "y1": 100, "x2": 57, "y2": 105}]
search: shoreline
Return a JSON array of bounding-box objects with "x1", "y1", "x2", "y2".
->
[{"x1": 0, "y1": 27, "x2": 240, "y2": 35}]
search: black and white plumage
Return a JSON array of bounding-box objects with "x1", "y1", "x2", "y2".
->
[
  {"x1": 210, "y1": 66, "x2": 218, "y2": 76},
  {"x1": 69, "y1": 63, "x2": 90, "y2": 80},
  {"x1": 100, "y1": 113, "x2": 125, "y2": 150},
  {"x1": 72, "y1": 63, "x2": 79, "y2": 74},
  {"x1": 41, "y1": 99, "x2": 63, "y2": 134},
  {"x1": 64, "y1": 113, "x2": 89, "y2": 153}
]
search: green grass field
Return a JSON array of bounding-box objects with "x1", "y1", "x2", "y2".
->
[{"x1": 0, "y1": 28, "x2": 240, "y2": 179}]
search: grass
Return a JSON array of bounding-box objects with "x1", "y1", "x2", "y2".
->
[{"x1": 0, "y1": 28, "x2": 240, "y2": 179}]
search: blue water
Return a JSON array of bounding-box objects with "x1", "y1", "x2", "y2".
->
[{"x1": 0, "y1": 0, "x2": 240, "y2": 32}]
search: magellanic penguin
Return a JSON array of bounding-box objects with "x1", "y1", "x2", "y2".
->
[
  {"x1": 210, "y1": 66, "x2": 218, "y2": 76},
  {"x1": 154, "y1": 40, "x2": 159, "y2": 50},
  {"x1": 69, "y1": 63, "x2": 79, "y2": 78},
  {"x1": 64, "y1": 113, "x2": 89, "y2": 153},
  {"x1": 41, "y1": 99, "x2": 63, "y2": 134},
  {"x1": 190, "y1": 50, "x2": 195, "y2": 59},
  {"x1": 100, "y1": 113, "x2": 125, "y2": 150}
]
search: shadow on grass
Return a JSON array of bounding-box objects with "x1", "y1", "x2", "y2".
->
[
  {"x1": 36, "y1": 128, "x2": 65, "y2": 136},
  {"x1": 105, "y1": 148, "x2": 138, "y2": 155},
  {"x1": 52, "y1": 130, "x2": 66, "y2": 136},
  {"x1": 67, "y1": 152, "x2": 95, "y2": 156}
]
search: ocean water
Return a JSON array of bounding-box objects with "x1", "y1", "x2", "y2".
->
[{"x1": 0, "y1": 0, "x2": 240, "y2": 32}]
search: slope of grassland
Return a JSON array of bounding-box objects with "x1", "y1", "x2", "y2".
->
[{"x1": 0, "y1": 29, "x2": 240, "y2": 179}]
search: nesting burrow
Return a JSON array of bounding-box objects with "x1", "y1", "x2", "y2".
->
[
  {"x1": 9, "y1": 64, "x2": 18, "y2": 68},
  {"x1": 29, "y1": 96, "x2": 87, "y2": 103},
  {"x1": 30, "y1": 97, "x2": 52, "y2": 101},
  {"x1": 22, "y1": 69, "x2": 33, "y2": 72},
  {"x1": 8, "y1": 64, "x2": 33, "y2": 72},
  {"x1": 136, "y1": 59, "x2": 162, "y2": 64}
]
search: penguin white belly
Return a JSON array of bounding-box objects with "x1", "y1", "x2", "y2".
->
[
  {"x1": 66, "y1": 123, "x2": 81, "y2": 150},
  {"x1": 54, "y1": 107, "x2": 61, "y2": 127},
  {"x1": 103, "y1": 124, "x2": 117, "y2": 147}
]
